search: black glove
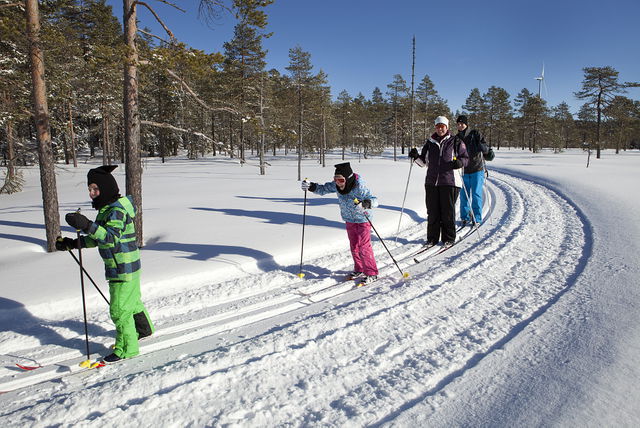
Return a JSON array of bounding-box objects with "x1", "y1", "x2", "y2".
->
[
  {"x1": 56, "y1": 236, "x2": 78, "y2": 251},
  {"x1": 450, "y1": 159, "x2": 463, "y2": 169},
  {"x1": 301, "y1": 181, "x2": 317, "y2": 192},
  {"x1": 408, "y1": 148, "x2": 419, "y2": 160},
  {"x1": 361, "y1": 199, "x2": 372, "y2": 209},
  {"x1": 65, "y1": 212, "x2": 91, "y2": 231}
]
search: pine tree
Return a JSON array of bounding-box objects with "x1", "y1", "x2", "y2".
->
[
  {"x1": 416, "y1": 75, "x2": 448, "y2": 142},
  {"x1": 483, "y1": 86, "x2": 512, "y2": 149},
  {"x1": 285, "y1": 45, "x2": 315, "y2": 180},
  {"x1": 514, "y1": 88, "x2": 533, "y2": 150},
  {"x1": 462, "y1": 88, "x2": 486, "y2": 130},
  {"x1": 604, "y1": 96, "x2": 636, "y2": 153},
  {"x1": 574, "y1": 66, "x2": 639, "y2": 158},
  {"x1": 82, "y1": 0, "x2": 124, "y2": 165},
  {"x1": 335, "y1": 90, "x2": 352, "y2": 161},
  {"x1": 386, "y1": 74, "x2": 408, "y2": 160},
  {"x1": 223, "y1": 18, "x2": 267, "y2": 161},
  {"x1": 1, "y1": 1, "x2": 31, "y2": 192},
  {"x1": 369, "y1": 87, "x2": 388, "y2": 156},
  {"x1": 552, "y1": 102, "x2": 574, "y2": 151}
]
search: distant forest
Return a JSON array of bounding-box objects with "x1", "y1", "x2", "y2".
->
[{"x1": 2, "y1": 0, "x2": 639, "y2": 248}]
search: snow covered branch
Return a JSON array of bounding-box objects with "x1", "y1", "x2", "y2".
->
[{"x1": 140, "y1": 119, "x2": 227, "y2": 149}]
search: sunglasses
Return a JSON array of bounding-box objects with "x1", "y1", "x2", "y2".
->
[{"x1": 334, "y1": 177, "x2": 346, "y2": 183}]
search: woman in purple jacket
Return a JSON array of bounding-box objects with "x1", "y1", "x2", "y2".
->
[{"x1": 409, "y1": 116, "x2": 469, "y2": 248}]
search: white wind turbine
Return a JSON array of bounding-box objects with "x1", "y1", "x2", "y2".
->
[{"x1": 534, "y1": 63, "x2": 548, "y2": 99}]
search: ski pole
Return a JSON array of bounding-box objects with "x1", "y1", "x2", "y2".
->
[
  {"x1": 395, "y1": 160, "x2": 414, "y2": 243},
  {"x1": 72, "y1": 209, "x2": 97, "y2": 368},
  {"x1": 60, "y1": 242, "x2": 109, "y2": 305},
  {"x1": 298, "y1": 180, "x2": 308, "y2": 278},
  {"x1": 354, "y1": 199, "x2": 409, "y2": 279}
]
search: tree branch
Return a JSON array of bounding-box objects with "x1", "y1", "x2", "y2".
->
[
  {"x1": 134, "y1": 1, "x2": 176, "y2": 40},
  {"x1": 141, "y1": 120, "x2": 227, "y2": 149},
  {"x1": 153, "y1": 0, "x2": 185, "y2": 13},
  {"x1": 165, "y1": 68, "x2": 240, "y2": 115},
  {"x1": 138, "y1": 28, "x2": 171, "y2": 45},
  {"x1": 198, "y1": 1, "x2": 234, "y2": 25}
]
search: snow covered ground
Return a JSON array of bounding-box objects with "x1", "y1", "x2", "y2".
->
[{"x1": 1, "y1": 148, "x2": 639, "y2": 426}]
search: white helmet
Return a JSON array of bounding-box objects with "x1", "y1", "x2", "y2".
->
[{"x1": 434, "y1": 116, "x2": 449, "y2": 127}]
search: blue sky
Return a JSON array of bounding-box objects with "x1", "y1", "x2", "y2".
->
[{"x1": 106, "y1": 0, "x2": 639, "y2": 115}]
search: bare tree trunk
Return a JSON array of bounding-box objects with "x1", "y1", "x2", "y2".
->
[
  {"x1": 123, "y1": 0, "x2": 143, "y2": 246},
  {"x1": 118, "y1": 120, "x2": 125, "y2": 163},
  {"x1": 258, "y1": 80, "x2": 266, "y2": 175},
  {"x1": 2, "y1": 92, "x2": 17, "y2": 178},
  {"x1": 102, "y1": 114, "x2": 107, "y2": 164},
  {"x1": 210, "y1": 112, "x2": 217, "y2": 156},
  {"x1": 394, "y1": 110, "x2": 398, "y2": 161},
  {"x1": 297, "y1": 87, "x2": 303, "y2": 181},
  {"x1": 102, "y1": 101, "x2": 110, "y2": 165},
  {"x1": 25, "y1": 0, "x2": 60, "y2": 252},
  {"x1": 105, "y1": 113, "x2": 111, "y2": 164},
  {"x1": 321, "y1": 113, "x2": 326, "y2": 168},
  {"x1": 0, "y1": 120, "x2": 25, "y2": 194},
  {"x1": 6, "y1": 121, "x2": 15, "y2": 177},
  {"x1": 61, "y1": 103, "x2": 70, "y2": 164},
  {"x1": 409, "y1": 35, "x2": 415, "y2": 160},
  {"x1": 228, "y1": 113, "x2": 234, "y2": 158},
  {"x1": 67, "y1": 101, "x2": 77, "y2": 167},
  {"x1": 239, "y1": 119, "x2": 245, "y2": 161}
]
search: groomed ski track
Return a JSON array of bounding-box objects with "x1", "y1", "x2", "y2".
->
[{"x1": 0, "y1": 169, "x2": 587, "y2": 426}]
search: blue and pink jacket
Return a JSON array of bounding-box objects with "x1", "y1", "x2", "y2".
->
[{"x1": 311, "y1": 174, "x2": 378, "y2": 223}]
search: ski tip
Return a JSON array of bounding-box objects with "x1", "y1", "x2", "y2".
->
[
  {"x1": 79, "y1": 359, "x2": 92, "y2": 368},
  {"x1": 297, "y1": 272, "x2": 305, "y2": 279},
  {"x1": 79, "y1": 359, "x2": 105, "y2": 369},
  {"x1": 16, "y1": 363, "x2": 41, "y2": 371}
]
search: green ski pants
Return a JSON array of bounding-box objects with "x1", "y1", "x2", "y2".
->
[{"x1": 109, "y1": 273, "x2": 154, "y2": 358}]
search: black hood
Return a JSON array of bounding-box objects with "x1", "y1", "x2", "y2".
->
[{"x1": 87, "y1": 165, "x2": 120, "y2": 210}]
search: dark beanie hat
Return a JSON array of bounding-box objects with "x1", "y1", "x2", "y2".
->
[
  {"x1": 87, "y1": 165, "x2": 119, "y2": 209},
  {"x1": 334, "y1": 162, "x2": 353, "y2": 178},
  {"x1": 456, "y1": 115, "x2": 468, "y2": 125}
]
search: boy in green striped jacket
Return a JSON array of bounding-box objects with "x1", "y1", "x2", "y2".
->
[{"x1": 59, "y1": 165, "x2": 154, "y2": 363}]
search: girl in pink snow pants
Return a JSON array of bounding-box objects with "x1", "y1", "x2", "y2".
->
[{"x1": 301, "y1": 162, "x2": 379, "y2": 283}]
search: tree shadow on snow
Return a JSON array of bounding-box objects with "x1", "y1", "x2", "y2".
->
[
  {"x1": 0, "y1": 232, "x2": 47, "y2": 247},
  {"x1": 0, "y1": 297, "x2": 111, "y2": 369},
  {"x1": 0, "y1": 220, "x2": 88, "y2": 248},
  {"x1": 191, "y1": 206, "x2": 345, "y2": 229},
  {"x1": 143, "y1": 241, "x2": 287, "y2": 272}
]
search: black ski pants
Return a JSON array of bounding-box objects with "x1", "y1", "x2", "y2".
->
[{"x1": 425, "y1": 184, "x2": 460, "y2": 244}]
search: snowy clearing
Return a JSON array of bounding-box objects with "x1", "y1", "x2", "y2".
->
[{"x1": 1, "y1": 149, "x2": 639, "y2": 426}]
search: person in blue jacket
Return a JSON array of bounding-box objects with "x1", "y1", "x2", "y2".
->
[
  {"x1": 455, "y1": 115, "x2": 493, "y2": 225},
  {"x1": 301, "y1": 162, "x2": 379, "y2": 285}
]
